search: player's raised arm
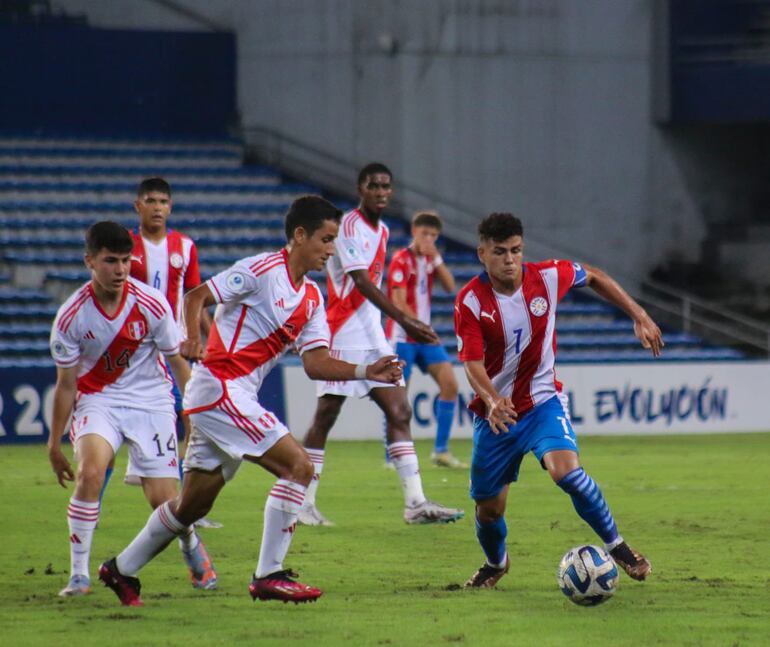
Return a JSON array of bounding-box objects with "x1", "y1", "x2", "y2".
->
[
  {"x1": 462, "y1": 360, "x2": 517, "y2": 434},
  {"x1": 348, "y1": 268, "x2": 439, "y2": 344},
  {"x1": 48, "y1": 366, "x2": 78, "y2": 487},
  {"x1": 301, "y1": 346, "x2": 404, "y2": 384},
  {"x1": 181, "y1": 283, "x2": 217, "y2": 360},
  {"x1": 581, "y1": 262, "x2": 664, "y2": 357}
]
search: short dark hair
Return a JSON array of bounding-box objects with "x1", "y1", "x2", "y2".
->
[
  {"x1": 357, "y1": 162, "x2": 392, "y2": 186},
  {"x1": 284, "y1": 195, "x2": 343, "y2": 241},
  {"x1": 412, "y1": 210, "x2": 442, "y2": 231},
  {"x1": 137, "y1": 177, "x2": 171, "y2": 197},
  {"x1": 478, "y1": 212, "x2": 523, "y2": 242},
  {"x1": 85, "y1": 221, "x2": 133, "y2": 256}
]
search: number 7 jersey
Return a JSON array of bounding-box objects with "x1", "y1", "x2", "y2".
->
[
  {"x1": 454, "y1": 260, "x2": 587, "y2": 419},
  {"x1": 50, "y1": 277, "x2": 181, "y2": 410}
]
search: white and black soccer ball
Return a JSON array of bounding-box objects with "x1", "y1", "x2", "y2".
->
[{"x1": 557, "y1": 545, "x2": 619, "y2": 606}]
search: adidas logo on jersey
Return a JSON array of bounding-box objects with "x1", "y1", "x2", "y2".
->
[
  {"x1": 83, "y1": 330, "x2": 96, "y2": 340},
  {"x1": 167, "y1": 458, "x2": 177, "y2": 467},
  {"x1": 275, "y1": 297, "x2": 285, "y2": 309}
]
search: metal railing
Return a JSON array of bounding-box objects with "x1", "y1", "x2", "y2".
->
[{"x1": 241, "y1": 124, "x2": 770, "y2": 357}]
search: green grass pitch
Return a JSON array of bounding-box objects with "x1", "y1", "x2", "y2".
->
[{"x1": 1, "y1": 433, "x2": 768, "y2": 646}]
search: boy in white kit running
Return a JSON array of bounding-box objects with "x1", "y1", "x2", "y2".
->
[
  {"x1": 47, "y1": 221, "x2": 217, "y2": 597},
  {"x1": 299, "y1": 163, "x2": 464, "y2": 527},
  {"x1": 98, "y1": 195, "x2": 404, "y2": 606}
]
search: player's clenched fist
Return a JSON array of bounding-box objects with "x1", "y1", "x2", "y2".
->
[
  {"x1": 180, "y1": 338, "x2": 205, "y2": 360},
  {"x1": 402, "y1": 316, "x2": 440, "y2": 345},
  {"x1": 366, "y1": 355, "x2": 404, "y2": 384}
]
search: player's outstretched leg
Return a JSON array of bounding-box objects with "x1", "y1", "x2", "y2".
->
[
  {"x1": 556, "y1": 466, "x2": 651, "y2": 581},
  {"x1": 250, "y1": 479, "x2": 322, "y2": 603},
  {"x1": 373, "y1": 387, "x2": 465, "y2": 524}
]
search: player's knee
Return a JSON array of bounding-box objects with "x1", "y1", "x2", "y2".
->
[
  {"x1": 386, "y1": 400, "x2": 412, "y2": 429},
  {"x1": 440, "y1": 381, "x2": 458, "y2": 400},
  {"x1": 280, "y1": 456, "x2": 314, "y2": 486},
  {"x1": 76, "y1": 462, "x2": 105, "y2": 491},
  {"x1": 476, "y1": 504, "x2": 503, "y2": 524}
]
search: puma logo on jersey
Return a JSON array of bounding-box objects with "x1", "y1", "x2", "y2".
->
[{"x1": 480, "y1": 310, "x2": 496, "y2": 323}]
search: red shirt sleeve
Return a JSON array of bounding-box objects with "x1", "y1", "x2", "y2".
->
[
  {"x1": 387, "y1": 253, "x2": 409, "y2": 292},
  {"x1": 184, "y1": 243, "x2": 201, "y2": 291},
  {"x1": 454, "y1": 292, "x2": 485, "y2": 362}
]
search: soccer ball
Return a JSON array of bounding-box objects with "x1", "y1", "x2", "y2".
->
[{"x1": 557, "y1": 545, "x2": 618, "y2": 606}]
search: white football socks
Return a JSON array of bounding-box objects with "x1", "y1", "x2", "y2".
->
[
  {"x1": 255, "y1": 480, "x2": 306, "y2": 578},
  {"x1": 67, "y1": 498, "x2": 99, "y2": 578},
  {"x1": 387, "y1": 441, "x2": 427, "y2": 508},
  {"x1": 116, "y1": 501, "x2": 184, "y2": 576}
]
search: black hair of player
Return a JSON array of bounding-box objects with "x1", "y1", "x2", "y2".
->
[
  {"x1": 357, "y1": 162, "x2": 393, "y2": 186},
  {"x1": 412, "y1": 211, "x2": 442, "y2": 231},
  {"x1": 137, "y1": 177, "x2": 172, "y2": 197},
  {"x1": 478, "y1": 212, "x2": 524, "y2": 243},
  {"x1": 285, "y1": 195, "x2": 343, "y2": 241},
  {"x1": 85, "y1": 221, "x2": 133, "y2": 256}
]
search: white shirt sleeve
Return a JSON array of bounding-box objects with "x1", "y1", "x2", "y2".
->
[
  {"x1": 207, "y1": 260, "x2": 259, "y2": 304},
  {"x1": 335, "y1": 228, "x2": 369, "y2": 273},
  {"x1": 49, "y1": 314, "x2": 80, "y2": 368}
]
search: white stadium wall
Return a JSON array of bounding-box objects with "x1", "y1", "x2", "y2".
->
[
  {"x1": 283, "y1": 362, "x2": 770, "y2": 439},
  {"x1": 56, "y1": 0, "x2": 706, "y2": 284}
]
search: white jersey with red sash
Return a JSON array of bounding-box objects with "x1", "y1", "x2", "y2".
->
[
  {"x1": 454, "y1": 260, "x2": 587, "y2": 419},
  {"x1": 49, "y1": 277, "x2": 180, "y2": 410},
  {"x1": 130, "y1": 229, "x2": 201, "y2": 324},
  {"x1": 385, "y1": 247, "x2": 439, "y2": 343},
  {"x1": 325, "y1": 208, "x2": 389, "y2": 350},
  {"x1": 184, "y1": 249, "x2": 330, "y2": 414}
]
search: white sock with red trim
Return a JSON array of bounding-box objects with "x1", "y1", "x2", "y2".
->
[
  {"x1": 116, "y1": 501, "x2": 185, "y2": 576},
  {"x1": 67, "y1": 498, "x2": 99, "y2": 578},
  {"x1": 255, "y1": 480, "x2": 306, "y2": 578},
  {"x1": 302, "y1": 449, "x2": 325, "y2": 507},
  {"x1": 387, "y1": 441, "x2": 427, "y2": 508}
]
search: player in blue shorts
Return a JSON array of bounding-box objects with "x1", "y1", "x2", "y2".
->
[
  {"x1": 385, "y1": 211, "x2": 465, "y2": 468},
  {"x1": 454, "y1": 212, "x2": 663, "y2": 588}
]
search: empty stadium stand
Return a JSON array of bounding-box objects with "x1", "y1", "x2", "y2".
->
[{"x1": 0, "y1": 135, "x2": 746, "y2": 369}]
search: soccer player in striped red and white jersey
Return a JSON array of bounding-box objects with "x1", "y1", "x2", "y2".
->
[
  {"x1": 97, "y1": 196, "x2": 404, "y2": 606},
  {"x1": 384, "y1": 211, "x2": 464, "y2": 468},
  {"x1": 298, "y1": 163, "x2": 464, "y2": 527},
  {"x1": 456, "y1": 213, "x2": 662, "y2": 588},
  {"x1": 124, "y1": 177, "x2": 219, "y2": 528},
  {"x1": 47, "y1": 222, "x2": 217, "y2": 599}
]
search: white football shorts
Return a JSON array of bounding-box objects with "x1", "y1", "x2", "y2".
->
[
  {"x1": 184, "y1": 382, "x2": 289, "y2": 481},
  {"x1": 70, "y1": 402, "x2": 179, "y2": 480},
  {"x1": 316, "y1": 347, "x2": 405, "y2": 399}
]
